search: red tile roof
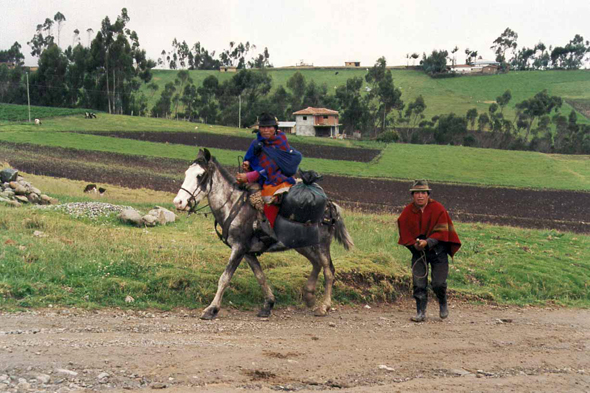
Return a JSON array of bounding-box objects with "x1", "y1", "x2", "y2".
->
[{"x1": 293, "y1": 107, "x2": 339, "y2": 115}]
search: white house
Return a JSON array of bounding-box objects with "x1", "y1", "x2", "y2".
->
[{"x1": 293, "y1": 107, "x2": 340, "y2": 137}]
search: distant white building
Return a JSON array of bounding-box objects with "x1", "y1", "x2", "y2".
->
[
  {"x1": 293, "y1": 107, "x2": 340, "y2": 137},
  {"x1": 450, "y1": 60, "x2": 501, "y2": 75}
]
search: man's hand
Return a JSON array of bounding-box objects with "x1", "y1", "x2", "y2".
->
[
  {"x1": 242, "y1": 160, "x2": 251, "y2": 171},
  {"x1": 415, "y1": 239, "x2": 427, "y2": 251},
  {"x1": 236, "y1": 173, "x2": 248, "y2": 184}
]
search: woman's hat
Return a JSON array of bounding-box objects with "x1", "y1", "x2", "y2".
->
[
  {"x1": 258, "y1": 112, "x2": 278, "y2": 127},
  {"x1": 410, "y1": 179, "x2": 431, "y2": 192}
]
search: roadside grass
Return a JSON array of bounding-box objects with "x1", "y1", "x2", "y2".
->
[
  {"x1": 1, "y1": 129, "x2": 589, "y2": 191},
  {"x1": 0, "y1": 174, "x2": 589, "y2": 310}
]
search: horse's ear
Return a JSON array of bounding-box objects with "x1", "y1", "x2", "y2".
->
[{"x1": 203, "y1": 148, "x2": 211, "y2": 162}]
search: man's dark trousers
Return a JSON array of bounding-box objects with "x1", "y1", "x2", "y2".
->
[{"x1": 411, "y1": 242, "x2": 449, "y2": 304}]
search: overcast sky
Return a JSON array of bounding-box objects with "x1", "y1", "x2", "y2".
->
[{"x1": 1, "y1": 0, "x2": 589, "y2": 68}]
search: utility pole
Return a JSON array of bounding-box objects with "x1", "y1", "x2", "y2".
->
[
  {"x1": 238, "y1": 94, "x2": 242, "y2": 128},
  {"x1": 26, "y1": 72, "x2": 31, "y2": 123}
]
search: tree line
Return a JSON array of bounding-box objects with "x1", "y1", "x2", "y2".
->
[{"x1": 420, "y1": 28, "x2": 590, "y2": 76}]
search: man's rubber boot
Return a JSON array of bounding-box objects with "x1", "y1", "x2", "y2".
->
[
  {"x1": 439, "y1": 299, "x2": 449, "y2": 319},
  {"x1": 411, "y1": 298, "x2": 427, "y2": 322}
]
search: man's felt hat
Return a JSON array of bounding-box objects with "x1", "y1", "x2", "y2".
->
[
  {"x1": 258, "y1": 112, "x2": 278, "y2": 127},
  {"x1": 410, "y1": 179, "x2": 432, "y2": 192}
]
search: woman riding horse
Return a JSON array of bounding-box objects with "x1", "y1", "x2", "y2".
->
[{"x1": 236, "y1": 113, "x2": 301, "y2": 230}]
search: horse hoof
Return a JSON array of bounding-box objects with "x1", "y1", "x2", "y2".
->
[
  {"x1": 313, "y1": 305, "x2": 329, "y2": 317},
  {"x1": 257, "y1": 309, "x2": 271, "y2": 318},
  {"x1": 200, "y1": 307, "x2": 219, "y2": 320},
  {"x1": 304, "y1": 294, "x2": 316, "y2": 308}
]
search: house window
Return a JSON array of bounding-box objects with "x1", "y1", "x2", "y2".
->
[
  {"x1": 323, "y1": 116, "x2": 328, "y2": 119},
  {"x1": 303, "y1": 116, "x2": 307, "y2": 120}
]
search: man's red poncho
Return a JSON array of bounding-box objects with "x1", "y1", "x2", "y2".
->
[{"x1": 397, "y1": 199, "x2": 461, "y2": 257}]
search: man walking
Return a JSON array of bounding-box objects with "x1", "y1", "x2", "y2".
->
[{"x1": 397, "y1": 180, "x2": 461, "y2": 322}]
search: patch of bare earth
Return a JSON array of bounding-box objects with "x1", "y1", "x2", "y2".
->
[
  {"x1": 1, "y1": 302, "x2": 588, "y2": 392},
  {"x1": 79, "y1": 131, "x2": 382, "y2": 162}
]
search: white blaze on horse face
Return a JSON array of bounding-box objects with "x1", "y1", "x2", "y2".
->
[{"x1": 173, "y1": 163, "x2": 206, "y2": 210}]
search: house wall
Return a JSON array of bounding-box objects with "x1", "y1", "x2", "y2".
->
[
  {"x1": 314, "y1": 115, "x2": 339, "y2": 126},
  {"x1": 295, "y1": 115, "x2": 316, "y2": 136}
]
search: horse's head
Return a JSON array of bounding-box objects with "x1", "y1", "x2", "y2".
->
[{"x1": 173, "y1": 148, "x2": 212, "y2": 211}]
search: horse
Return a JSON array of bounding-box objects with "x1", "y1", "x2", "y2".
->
[{"x1": 173, "y1": 148, "x2": 354, "y2": 320}]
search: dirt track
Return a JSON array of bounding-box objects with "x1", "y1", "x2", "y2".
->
[{"x1": 1, "y1": 302, "x2": 589, "y2": 392}]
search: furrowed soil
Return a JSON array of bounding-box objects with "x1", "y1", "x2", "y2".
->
[
  {"x1": 79, "y1": 131, "x2": 382, "y2": 162},
  {"x1": 3, "y1": 141, "x2": 589, "y2": 233},
  {"x1": 1, "y1": 302, "x2": 588, "y2": 392}
]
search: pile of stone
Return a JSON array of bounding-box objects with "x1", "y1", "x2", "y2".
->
[
  {"x1": 0, "y1": 168, "x2": 58, "y2": 207},
  {"x1": 118, "y1": 206, "x2": 176, "y2": 227}
]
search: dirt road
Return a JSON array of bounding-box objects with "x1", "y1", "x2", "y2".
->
[{"x1": 1, "y1": 301, "x2": 588, "y2": 392}]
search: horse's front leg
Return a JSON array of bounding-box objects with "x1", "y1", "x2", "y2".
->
[
  {"x1": 201, "y1": 246, "x2": 246, "y2": 320},
  {"x1": 244, "y1": 254, "x2": 275, "y2": 317}
]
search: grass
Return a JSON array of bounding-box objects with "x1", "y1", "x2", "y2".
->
[
  {"x1": 1, "y1": 173, "x2": 589, "y2": 310},
  {"x1": 0, "y1": 103, "x2": 91, "y2": 123}
]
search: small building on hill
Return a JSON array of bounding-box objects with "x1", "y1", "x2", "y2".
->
[
  {"x1": 345, "y1": 61, "x2": 361, "y2": 67},
  {"x1": 450, "y1": 60, "x2": 501, "y2": 75},
  {"x1": 293, "y1": 107, "x2": 340, "y2": 137},
  {"x1": 219, "y1": 66, "x2": 238, "y2": 73}
]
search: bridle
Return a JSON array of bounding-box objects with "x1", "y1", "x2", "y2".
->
[{"x1": 179, "y1": 160, "x2": 213, "y2": 215}]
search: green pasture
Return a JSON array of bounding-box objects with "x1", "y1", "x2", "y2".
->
[
  {"x1": 0, "y1": 103, "x2": 90, "y2": 123},
  {"x1": 0, "y1": 173, "x2": 589, "y2": 310},
  {"x1": 142, "y1": 69, "x2": 590, "y2": 124},
  {"x1": 1, "y1": 118, "x2": 589, "y2": 190}
]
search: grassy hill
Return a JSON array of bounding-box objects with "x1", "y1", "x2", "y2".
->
[
  {"x1": 142, "y1": 68, "x2": 590, "y2": 124},
  {"x1": 1, "y1": 112, "x2": 589, "y2": 191}
]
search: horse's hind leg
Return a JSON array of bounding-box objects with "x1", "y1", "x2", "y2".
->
[
  {"x1": 244, "y1": 254, "x2": 275, "y2": 318},
  {"x1": 201, "y1": 247, "x2": 245, "y2": 320},
  {"x1": 299, "y1": 249, "x2": 321, "y2": 308},
  {"x1": 315, "y1": 247, "x2": 335, "y2": 316},
  {"x1": 297, "y1": 246, "x2": 328, "y2": 313}
]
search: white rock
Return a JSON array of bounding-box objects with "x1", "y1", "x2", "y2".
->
[
  {"x1": 125, "y1": 295, "x2": 135, "y2": 303},
  {"x1": 55, "y1": 368, "x2": 78, "y2": 377},
  {"x1": 378, "y1": 364, "x2": 395, "y2": 371},
  {"x1": 141, "y1": 214, "x2": 158, "y2": 227},
  {"x1": 118, "y1": 209, "x2": 143, "y2": 226},
  {"x1": 97, "y1": 372, "x2": 109, "y2": 380},
  {"x1": 36, "y1": 374, "x2": 51, "y2": 384}
]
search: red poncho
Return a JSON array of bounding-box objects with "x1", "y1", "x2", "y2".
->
[{"x1": 397, "y1": 199, "x2": 461, "y2": 257}]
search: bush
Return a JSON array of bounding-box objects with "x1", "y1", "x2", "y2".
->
[
  {"x1": 376, "y1": 130, "x2": 400, "y2": 143},
  {"x1": 463, "y1": 134, "x2": 477, "y2": 147}
]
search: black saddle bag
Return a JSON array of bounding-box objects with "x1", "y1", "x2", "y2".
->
[
  {"x1": 274, "y1": 215, "x2": 320, "y2": 249},
  {"x1": 279, "y1": 170, "x2": 327, "y2": 224}
]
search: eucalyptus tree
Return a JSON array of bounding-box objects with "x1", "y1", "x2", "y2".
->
[
  {"x1": 90, "y1": 8, "x2": 155, "y2": 114},
  {"x1": 27, "y1": 18, "x2": 55, "y2": 57},
  {"x1": 490, "y1": 27, "x2": 518, "y2": 66},
  {"x1": 515, "y1": 90, "x2": 563, "y2": 140},
  {"x1": 365, "y1": 57, "x2": 404, "y2": 134},
  {"x1": 54, "y1": 12, "x2": 66, "y2": 47}
]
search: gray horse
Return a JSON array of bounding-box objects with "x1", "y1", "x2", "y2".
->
[{"x1": 173, "y1": 148, "x2": 354, "y2": 320}]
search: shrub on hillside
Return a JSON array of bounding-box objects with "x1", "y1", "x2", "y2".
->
[{"x1": 376, "y1": 130, "x2": 400, "y2": 143}]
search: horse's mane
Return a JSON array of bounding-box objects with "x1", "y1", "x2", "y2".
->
[{"x1": 211, "y1": 157, "x2": 238, "y2": 187}]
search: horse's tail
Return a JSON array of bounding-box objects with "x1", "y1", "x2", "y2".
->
[{"x1": 331, "y1": 202, "x2": 354, "y2": 251}]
